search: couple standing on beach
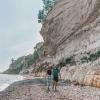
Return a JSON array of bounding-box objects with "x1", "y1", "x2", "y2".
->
[{"x1": 46, "y1": 64, "x2": 61, "y2": 92}]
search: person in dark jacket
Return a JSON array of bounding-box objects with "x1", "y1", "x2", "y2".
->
[{"x1": 52, "y1": 65, "x2": 61, "y2": 91}]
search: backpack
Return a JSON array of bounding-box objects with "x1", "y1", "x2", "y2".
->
[{"x1": 47, "y1": 69, "x2": 51, "y2": 75}]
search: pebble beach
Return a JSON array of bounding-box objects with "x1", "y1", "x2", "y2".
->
[{"x1": 0, "y1": 78, "x2": 100, "y2": 100}]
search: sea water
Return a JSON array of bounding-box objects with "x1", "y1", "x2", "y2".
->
[{"x1": 0, "y1": 74, "x2": 24, "y2": 91}]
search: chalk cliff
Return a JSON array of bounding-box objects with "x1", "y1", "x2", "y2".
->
[
  {"x1": 40, "y1": 0, "x2": 100, "y2": 87},
  {"x1": 41, "y1": 0, "x2": 100, "y2": 63}
]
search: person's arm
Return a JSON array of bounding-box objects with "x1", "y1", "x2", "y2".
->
[
  {"x1": 59, "y1": 72, "x2": 61, "y2": 80},
  {"x1": 58, "y1": 69, "x2": 61, "y2": 80},
  {"x1": 46, "y1": 70, "x2": 47, "y2": 76},
  {"x1": 45, "y1": 70, "x2": 47, "y2": 79}
]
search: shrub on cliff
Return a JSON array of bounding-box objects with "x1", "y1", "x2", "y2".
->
[
  {"x1": 38, "y1": 0, "x2": 55, "y2": 23},
  {"x1": 81, "y1": 50, "x2": 100, "y2": 63}
]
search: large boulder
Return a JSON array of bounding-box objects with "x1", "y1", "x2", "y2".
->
[{"x1": 84, "y1": 70, "x2": 100, "y2": 87}]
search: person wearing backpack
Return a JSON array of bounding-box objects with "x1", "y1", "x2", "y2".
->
[
  {"x1": 52, "y1": 65, "x2": 61, "y2": 91},
  {"x1": 46, "y1": 66, "x2": 52, "y2": 91}
]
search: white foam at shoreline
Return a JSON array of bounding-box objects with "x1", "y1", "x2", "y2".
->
[
  {"x1": 0, "y1": 83, "x2": 10, "y2": 91},
  {"x1": 0, "y1": 74, "x2": 24, "y2": 92}
]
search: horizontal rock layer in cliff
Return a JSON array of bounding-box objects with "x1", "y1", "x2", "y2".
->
[
  {"x1": 40, "y1": 0, "x2": 100, "y2": 88},
  {"x1": 41, "y1": 0, "x2": 100, "y2": 63}
]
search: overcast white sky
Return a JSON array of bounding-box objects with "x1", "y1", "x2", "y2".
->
[{"x1": 0, "y1": 0, "x2": 43, "y2": 72}]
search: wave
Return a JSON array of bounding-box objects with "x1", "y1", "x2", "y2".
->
[
  {"x1": 0, "y1": 83, "x2": 9, "y2": 91},
  {"x1": 0, "y1": 74, "x2": 24, "y2": 91}
]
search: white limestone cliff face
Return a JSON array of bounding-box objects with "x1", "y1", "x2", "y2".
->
[
  {"x1": 40, "y1": 0, "x2": 100, "y2": 87},
  {"x1": 41, "y1": 0, "x2": 100, "y2": 64}
]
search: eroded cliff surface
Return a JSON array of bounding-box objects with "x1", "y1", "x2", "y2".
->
[
  {"x1": 40, "y1": 0, "x2": 100, "y2": 87},
  {"x1": 41, "y1": 0, "x2": 100, "y2": 63}
]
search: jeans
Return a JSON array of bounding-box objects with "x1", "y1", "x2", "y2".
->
[{"x1": 46, "y1": 75, "x2": 52, "y2": 87}]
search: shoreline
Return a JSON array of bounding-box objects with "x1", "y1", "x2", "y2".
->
[
  {"x1": 0, "y1": 74, "x2": 44, "y2": 93},
  {"x1": 0, "y1": 77, "x2": 100, "y2": 100},
  {"x1": 0, "y1": 78, "x2": 46, "y2": 100},
  {"x1": 0, "y1": 74, "x2": 25, "y2": 92},
  {"x1": 0, "y1": 73, "x2": 42, "y2": 92}
]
